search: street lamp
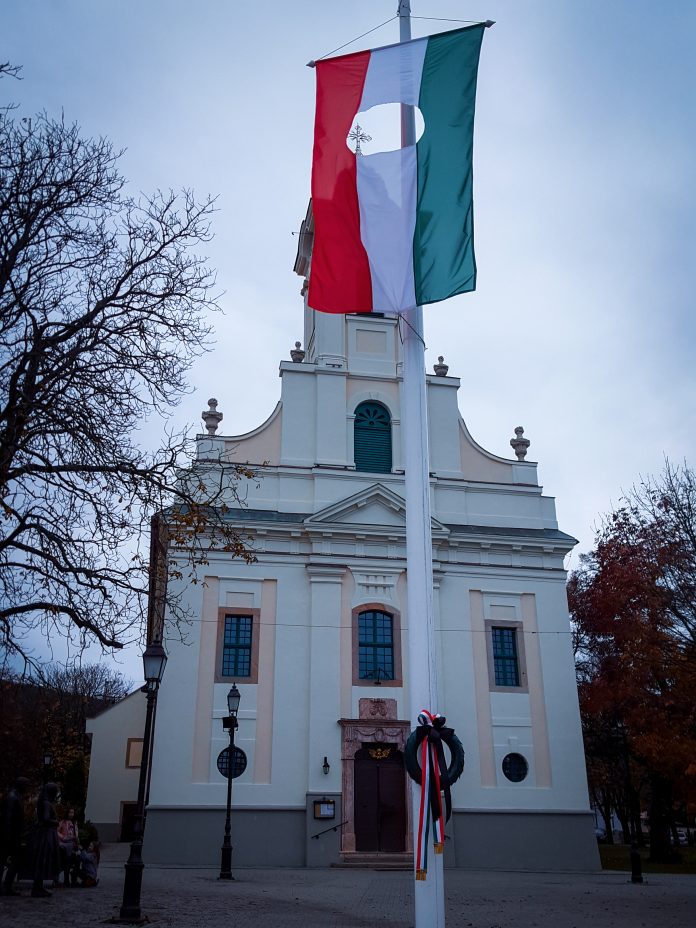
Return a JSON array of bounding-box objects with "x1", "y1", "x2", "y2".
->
[
  {"x1": 42, "y1": 751, "x2": 53, "y2": 783},
  {"x1": 118, "y1": 639, "x2": 167, "y2": 922},
  {"x1": 219, "y1": 683, "x2": 241, "y2": 880}
]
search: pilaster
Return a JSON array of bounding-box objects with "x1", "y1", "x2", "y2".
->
[{"x1": 306, "y1": 566, "x2": 346, "y2": 794}]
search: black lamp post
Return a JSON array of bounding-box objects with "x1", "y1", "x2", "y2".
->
[
  {"x1": 219, "y1": 683, "x2": 241, "y2": 880},
  {"x1": 42, "y1": 751, "x2": 53, "y2": 783},
  {"x1": 118, "y1": 640, "x2": 167, "y2": 923}
]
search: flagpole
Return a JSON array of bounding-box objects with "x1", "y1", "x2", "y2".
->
[{"x1": 397, "y1": 3, "x2": 445, "y2": 927}]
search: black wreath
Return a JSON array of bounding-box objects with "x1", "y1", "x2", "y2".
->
[{"x1": 404, "y1": 716, "x2": 465, "y2": 826}]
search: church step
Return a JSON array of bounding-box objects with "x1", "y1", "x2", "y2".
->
[{"x1": 333, "y1": 852, "x2": 413, "y2": 870}]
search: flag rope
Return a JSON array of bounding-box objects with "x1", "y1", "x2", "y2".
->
[{"x1": 307, "y1": 16, "x2": 397, "y2": 67}]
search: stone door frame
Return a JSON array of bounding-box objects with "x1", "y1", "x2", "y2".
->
[{"x1": 339, "y1": 699, "x2": 412, "y2": 854}]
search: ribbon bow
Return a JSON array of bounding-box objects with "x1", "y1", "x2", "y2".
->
[{"x1": 414, "y1": 709, "x2": 453, "y2": 880}]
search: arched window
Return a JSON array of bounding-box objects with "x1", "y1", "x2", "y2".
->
[
  {"x1": 358, "y1": 610, "x2": 394, "y2": 682},
  {"x1": 354, "y1": 402, "x2": 392, "y2": 473},
  {"x1": 352, "y1": 605, "x2": 403, "y2": 686}
]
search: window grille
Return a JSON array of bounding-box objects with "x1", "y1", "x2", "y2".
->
[
  {"x1": 222, "y1": 615, "x2": 253, "y2": 677},
  {"x1": 358, "y1": 610, "x2": 394, "y2": 681},
  {"x1": 492, "y1": 626, "x2": 520, "y2": 687},
  {"x1": 502, "y1": 752, "x2": 529, "y2": 782}
]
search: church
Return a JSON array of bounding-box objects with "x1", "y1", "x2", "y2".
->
[{"x1": 87, "y1": 204, "x2": 598, "y2": 870}]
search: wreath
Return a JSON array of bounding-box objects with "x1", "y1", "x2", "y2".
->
[
  {"x1": 404, "y1": 715, "x2": 465, "y2": 789},
  {"x1": 405, "y1": 712, "x2": 465, "y2": 878}
]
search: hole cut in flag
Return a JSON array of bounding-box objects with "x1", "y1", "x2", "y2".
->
[{"x1": 346, "y1": 103, "x2": 425, "y2": 156}]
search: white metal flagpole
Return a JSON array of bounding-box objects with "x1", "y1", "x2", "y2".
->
[{"x1": 397, "y1": 2, "x2": 446, "y2": 927}]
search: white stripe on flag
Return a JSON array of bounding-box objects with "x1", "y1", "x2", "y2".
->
[
  {"x1": 355, "y1": 38, "x2": 427, "y2": 314},
  {"x1": 358, "y1": 37, "x2": 427, "y2": 111},
  {"x1": 356, "y1": 147, "x2": 418, "y2": 313}
]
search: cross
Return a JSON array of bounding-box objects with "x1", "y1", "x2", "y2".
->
[{"x1": 348, "y1": 123, "x2": 372, "y2": 156}]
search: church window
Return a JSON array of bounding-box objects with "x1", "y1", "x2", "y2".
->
[
  {"x1": 352, "y1": 604, "x2": 402, "y2": 686},
  {"x1": 491, "y1": 626, "x2": 520, "y2": 687},
  {"x1": 222, "y1": 615, "x2": 252, "y2": 676},
  {"x1": 216, "y1": 608, "x2": 260, "y2": 683},
  {"x1": 502, "y1": 752, "x2": 529, "y2": 783},
  {"x1": 485, "y1": 621, "x2": 528, "y2": 691},
  {"x1": 354, "y1": 402, "x2": 392, "y2": 473},
  {"x1": 358, "y1": 610, "x2": 394, "y2": 682}
]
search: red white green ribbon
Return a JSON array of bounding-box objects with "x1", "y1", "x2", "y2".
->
[{"x1": 415, "y1": 710, "x2": 446, "y2": 880}]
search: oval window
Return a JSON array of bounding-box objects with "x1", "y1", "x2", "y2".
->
[{"x1": 502, "y1": 753, "x2": 528, "y2": 783}]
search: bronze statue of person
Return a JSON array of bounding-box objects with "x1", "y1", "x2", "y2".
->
[{"x1": 29, "y1": 782, "x2": 61, "y2": 897}]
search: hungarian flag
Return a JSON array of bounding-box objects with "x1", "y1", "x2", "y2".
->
[{"x1": 309, "y1": 24, "x2": 485, "y2": 315}]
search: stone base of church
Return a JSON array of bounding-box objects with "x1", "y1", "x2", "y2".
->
[
  {"x1": 91, "y1": 822, "x2": 121, "y2": 843},
  {"x1": 449, "y1": 810, "x2": 600, "y2": 871},
  {"x1": 142, "y1": 805, "x2": 599, "y2": 871}
]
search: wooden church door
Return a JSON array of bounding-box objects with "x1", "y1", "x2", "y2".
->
[{"x1": 353, "y1": 745, "x2": 407, "y2": 852}]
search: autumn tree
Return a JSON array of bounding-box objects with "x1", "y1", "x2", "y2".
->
[
  {"x1": 0, "y1": 68, "x2": 254, "y2": 665},
  {"x1": 0, "y1": 662, "x2": 130, "y2": 807},
  {"x1": 569, "y1": 461, "x2": 696, "y2": 860}
]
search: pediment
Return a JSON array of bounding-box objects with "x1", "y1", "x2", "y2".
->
[{"x1": 305, "y1": 484, "x2": 448, "y2": 535}]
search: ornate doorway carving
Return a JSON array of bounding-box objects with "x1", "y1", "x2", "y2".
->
[{"x1": 339, "y1": 699, "x2": 412, "y2": 855}]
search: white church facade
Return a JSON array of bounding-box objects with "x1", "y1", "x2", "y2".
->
[{"x1": 89, "y1": 213, "x2": 598, "y2": 869}]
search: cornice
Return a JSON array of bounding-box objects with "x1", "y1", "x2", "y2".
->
[
  {"x1": 214, "y1": 509, "x2": 573, "y2": 550},
  {"x1": 306, "y1": 565, "x2": 347, "y2": 581}
]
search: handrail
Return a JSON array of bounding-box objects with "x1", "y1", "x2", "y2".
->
[{"x1": 311, "y1": 819, "x2": 349, "y2": 840}]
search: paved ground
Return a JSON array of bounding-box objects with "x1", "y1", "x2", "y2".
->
[{"x1": 1, "y1": 844, "x2": 695, "y2": 927}]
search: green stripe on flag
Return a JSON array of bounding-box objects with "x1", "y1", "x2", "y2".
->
[{"x1": 414, "y1": 25, "x2": 485, "y2": 305}]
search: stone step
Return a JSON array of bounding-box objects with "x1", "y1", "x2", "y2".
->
[{"x1": 332, "y1": 853, "x2": 413, "y2": 871}]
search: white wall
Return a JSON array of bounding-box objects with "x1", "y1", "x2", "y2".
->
[
  {"x1": 146, "y1": 309, "x2": 590, "y2": 824},
  {"x1": 85, "y1": 689, "x2": 145, "y2": 828}
]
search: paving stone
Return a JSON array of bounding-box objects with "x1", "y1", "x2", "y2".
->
[{"x1": 0, "y1": 844, "x2": 694, "y2": 928}]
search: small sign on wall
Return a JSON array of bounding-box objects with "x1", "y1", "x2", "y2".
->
[{"x1": 313, "y1": 799, "x2": 335, "y2": 820}]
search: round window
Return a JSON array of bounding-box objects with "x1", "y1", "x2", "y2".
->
[{"x1": 502, "y1": 753, "x2": 528, "y2": 783}]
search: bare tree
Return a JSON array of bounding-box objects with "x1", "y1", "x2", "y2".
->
[
  {"x1": 0, "y1": 661, "x2": 130, "y2": 804},
  {"x1": 0, "y1": 86, "x2": 254, "y2": 665},
  {"x1": 0, "y1": 62, "x2": 21, "y2": 82},
  {"x1": 626, "y1": 460, "x2": 696, "y2": 648},
  {"x1": 0, "y1": 61, "x2": 21, "y2": 118},
  {"x1": 39, "y1": 661, "x2": 131, "y2": 718}
]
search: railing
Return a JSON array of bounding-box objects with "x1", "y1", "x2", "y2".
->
[{"x1": 311, "y1": 820, "x2": 349, "y2": 840}]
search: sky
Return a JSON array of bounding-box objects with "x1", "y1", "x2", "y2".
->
[{"x1": 4, "y1": 0, "x2": 696, "y2": 681}]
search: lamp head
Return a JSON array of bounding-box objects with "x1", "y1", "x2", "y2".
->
[
  {"x1": 227, "y1": 683, "x2": 241, "y2": 716},
  {"x1": 143, "y1": 639, "x2": 168, "y2": 687}
]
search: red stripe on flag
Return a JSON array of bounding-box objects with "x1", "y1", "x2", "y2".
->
[{"x1": 309, "y1": 51, "x2": 373, "y2": 314}]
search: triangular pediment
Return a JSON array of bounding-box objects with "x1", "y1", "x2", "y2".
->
[{"x1": 305, "y1": 484, "x2": 448, "y2": 535}]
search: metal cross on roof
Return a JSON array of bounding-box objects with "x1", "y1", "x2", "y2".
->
[{"x1": 348, "y1": 123, "x2": 372, "y2": 156}]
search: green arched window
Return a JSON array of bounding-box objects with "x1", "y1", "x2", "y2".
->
[{"x1": 354, "y1": 402, "x2": 392, "y2": 473}]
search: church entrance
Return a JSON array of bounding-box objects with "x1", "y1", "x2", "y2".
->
[{"x1": 353, "y1": 744, "x2": 407, "y2": 852}]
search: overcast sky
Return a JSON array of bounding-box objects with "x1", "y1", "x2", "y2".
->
[{"x1": 5, "y1": 1, "x2": 695, "y2": 681}]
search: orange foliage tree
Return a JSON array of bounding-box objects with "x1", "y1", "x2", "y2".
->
[{"x1": 568, "y1": 462, "x2": 696, "y2": 860}]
